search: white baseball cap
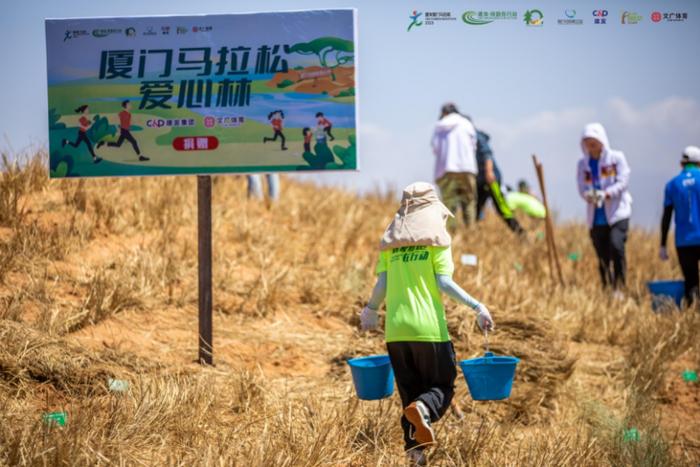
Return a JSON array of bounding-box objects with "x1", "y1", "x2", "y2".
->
[{"x1": 682, "y1": 146, "x2": 700, "y2": 164}]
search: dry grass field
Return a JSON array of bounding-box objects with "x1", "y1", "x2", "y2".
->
[{"x1": 0, "y1": 149, "x2": 698, "y2": 466}]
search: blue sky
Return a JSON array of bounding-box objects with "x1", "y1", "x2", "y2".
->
[{"x1": 2, "y1": 0, "x2": 699, "y2": 227}]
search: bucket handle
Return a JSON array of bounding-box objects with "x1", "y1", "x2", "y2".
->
[{"x1": 483, "y1": 330, "x2": 495, "y2": 359}]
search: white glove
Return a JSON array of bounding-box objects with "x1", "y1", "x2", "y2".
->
[
  {"x1": 584, "y1": 190, "x2": 606, "y2": 207},
  {"x1": 583, "y1": 190, "x2": 595, "y2": 203},
  {"x1": 360, "y1": 306, "x2": 378, "y2": 331},
  {"x1": 475, "y1": 303, "x2": 494, "y2": 332},
  {"x1": 659, "y1": 246, "x2": 669, "y2": 261},
  {"x1": 593, "y1": 190, "x2": 606, "y2": 208}
]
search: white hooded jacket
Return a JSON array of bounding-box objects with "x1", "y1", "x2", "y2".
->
[
  {"x1": 430, "y1": 113, "x2": 477, "y2": 180},
  {"x1": 576, "y1": 123, "x2": 632, "y2": 227}
]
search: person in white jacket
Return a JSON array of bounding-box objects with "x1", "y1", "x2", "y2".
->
[
  {"x1": 431, "y1": 103, "x2": 478, "y2": 229},
  {"x1": 576, "y1": 123, "x2": 632, "y2": 291}
]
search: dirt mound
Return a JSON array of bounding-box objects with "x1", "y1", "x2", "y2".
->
[
  {"x1": 267, "y1": 66, "x2": 355, "y2": 96},
  {"x1": 328, "y1": 333, "x2": 386, "y2": 379},
  {"x1": 448, "y1": 312, "x2": 576, "y2": 424},
  {"x1": 328, "y1": 312, "x2": 576, "y2": 426},
  {"x1": 0, "y1": 319, "x2": 161, "y2": 395},
  {"x1": 658, "y1": 352, "x2": 700, "y2": 460}
]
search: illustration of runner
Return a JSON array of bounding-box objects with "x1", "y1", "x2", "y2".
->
[
  {"x1": 97, "y1": 100, "x2": 149, "y2": 161},
  {"x1": 262, "y1": 110, "x2": 287, "y2": 150},
  {"x1": 314, "y1": 124, "x2": 327, "y2": 145},
  {"x1": 302, "y1": 126, "x2": 335, "y2": 169},
  {"x1": 407, "y1": 10, "x2": 423, "y2": 31},
  {"x1": 316, "y1": 112, "x2": 335, "y2": 141},
  {"x1": 61, "y1": 105, "x2": 102, "y2": 164},
  {"x1": 302, "y1": 127, "x2": 312, "y2": 153}
]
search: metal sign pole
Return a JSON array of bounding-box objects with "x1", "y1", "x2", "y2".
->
[{"x1": 197, "y1": 175, "x2": 213, "y2": 365}]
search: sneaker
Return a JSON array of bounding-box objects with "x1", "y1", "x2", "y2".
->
[
  {"x1": 93, "y1": 157, "x2": 103, "y2": 164},
  {"x1": 139, "y1": 155, "x2": 150, "y2": 161},
  {"x1": 404, "y1": 401, "x2": 435, "y2": 447},
  {"x1": 612, "y1": 290, "x2": 625, "y2": 302},
  {"x1": 282, "y1": 146, "x2": 288, "y2": 151},
  {"x1": 406, "y1": 449, "x2": 427, "y2": 466},
  {"x1": 263, "y1": 138, "x2": 267, "y2": 144}
]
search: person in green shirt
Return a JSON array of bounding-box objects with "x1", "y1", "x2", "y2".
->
[
  {"x1": 506, "y1": 191, "x2": 546, "y2": 219},
  {"x1": 360, "y1": 182, "x2": 494, "y2": 466}
]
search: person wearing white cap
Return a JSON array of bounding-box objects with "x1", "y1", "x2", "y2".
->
[
  {"x1": 659, "y1": 145, "x2": 700, "y2": 306},
  {"x1": 359, "y1": 182, "x2": 493, "y2": 465},
  {"x1": 576, "y1": 122, "x2": 633, "y2": 294}
]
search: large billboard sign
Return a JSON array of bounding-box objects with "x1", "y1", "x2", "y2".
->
[{"x1": 45, "y1": 9, "x2": 358, "y2": 178}]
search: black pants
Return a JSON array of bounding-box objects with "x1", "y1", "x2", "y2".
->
[
  {"x1": 590, "y1": 219, "x2": 629, "y2": 288},
  {"x1": 108, "y1": 129, "x2": 140, "y2": 155},
  {"x1": 324, "y1": 125, "x2": 335, "y2": 140},
  {"x1": 67, "y1": 132, "x2": 97, "y2": 159},
  {"x1": 476, "y1": 182, "x2": 524, "y2": 235},
  {"x1": 386, "y1": 341, "x2": 457, "y2": 451},
  {"x1": 264, "y1": 130, "x2": 286, "y2": 149},
  {"x1": 676, "y1": 245, "x2": 700, "y2": 305}
]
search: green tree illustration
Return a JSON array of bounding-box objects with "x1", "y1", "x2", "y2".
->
[
  {"x1": 327, "y1": 134, "x2": 356, "y2": 170},
  {"x1": 288, "y1": 37, "x2": 354, "y2": 81}
]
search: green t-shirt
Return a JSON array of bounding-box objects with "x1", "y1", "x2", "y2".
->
[
  {"x1": 375, "y1": 245, "x2": 454, "y2": 343},
  {"x1": 506, "y1": 191, "x2": 546, "y2": 219}
]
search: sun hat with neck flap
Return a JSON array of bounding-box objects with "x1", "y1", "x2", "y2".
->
[{"x1": 380, "y1": 182, "x2": 454, "y2": 251}]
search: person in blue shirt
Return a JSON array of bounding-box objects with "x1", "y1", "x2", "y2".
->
[
  {"x1": 660, "y1": 145, "x2": 700, "y2": 306},
  {"x1": 588, "y1": 156, "x2": 609, "y2": 226}
]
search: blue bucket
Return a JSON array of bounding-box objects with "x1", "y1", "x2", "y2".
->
[
  {"x1": 647, "y1": 280, "x2": 684, "y2": 311},
  {"x1": 347, "y1": 355, "x2": 394, "y2": 400},
  {"x1": 460, "y1": 352, "x2": 520, "y2": 401}
]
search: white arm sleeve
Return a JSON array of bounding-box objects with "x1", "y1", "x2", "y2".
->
[{"x1": 436, "y1": 274, "x2": 480, "y2": 310}]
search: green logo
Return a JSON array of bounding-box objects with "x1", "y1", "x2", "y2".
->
[
  {"x1": 462, "y1": 11, "x2": 493, "y2": 25},
  {"x1": 408, "y1": 10, "x2": 423, "y2": 31},
  {"x1": 92, "y1": 28, "x2": 121, "y2": 38},
  {"x1": 524, "y1": 9, "x2": 544, "y2": 26},
  {"x1": 621, "y1": 11, "x2": 643, "y2": 24}
]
